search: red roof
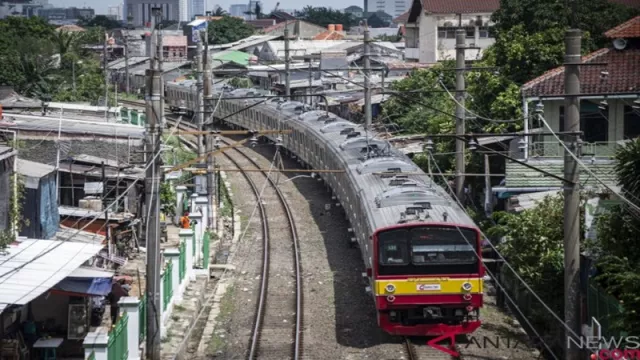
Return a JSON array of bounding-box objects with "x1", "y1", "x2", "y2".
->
[
  {"x1": 522, "y1": 48, "x2": 640, "y2": 97},
  {"x1": 393, "y1": 10, "x2": 410, "y2": 23},
  {"x1": 262, "y1": 19, "x2": 294, "y2": 33},
  {"x1": 604, "y1": 16, "x2": 640, "y2": 38},
  {"x1": 421, "y1": 0, "x2": 500, "y2": 14},
  {"x1": 313, "y1": 31, "x2": 345, "y2": 40}
]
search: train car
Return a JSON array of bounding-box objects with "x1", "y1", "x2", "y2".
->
[{"x1": 169, "y1": 80, "x2": 484, "y2": 337}]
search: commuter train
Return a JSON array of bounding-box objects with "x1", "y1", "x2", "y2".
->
[{"x1": 165, "y1": 79, "x2": 485, "y2": 337}]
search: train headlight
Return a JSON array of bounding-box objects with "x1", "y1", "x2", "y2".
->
[
  {"x1": 462, "y1": 282, "x2": 472, "y2": 292},
  {"x1": 385, "y1": 284, "x2": 396, "y2": 293}
]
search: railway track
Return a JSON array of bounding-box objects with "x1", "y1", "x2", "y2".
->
[
  {"x1": 404, "y1": 337, "x2": 463, "y2": 360},
  {"x1": 166, "y1": 117, "x2": 303, "y2": 360}
]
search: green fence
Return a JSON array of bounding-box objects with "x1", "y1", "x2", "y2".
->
[
  {"x1": 191, "y1": 224, "x2": 196, "y2": 257},
  {"x1": 108, "y1": 312, "x2": 129, "y2": 360},
  {"x1": 120, "y1": 108, "x2": 146, "y2": 126},
  {"x1": 87, "y1": 351, "x2": 96, "y2": 360},
  {"x1": 162, "y1": 261, "x2": 173, "y2": 311},
  {"x1": 138, "y1": 294, "x2": 146, "y2": 344},
  {"x1": 587, "y1": 284, "x2": 625, "y2": 339},
  {"x1": 203, "y1": 232, "x2": 210, "y2": 269},
  {"x1": 179, "y1": 241, "x2": 186, "y2": 281}
]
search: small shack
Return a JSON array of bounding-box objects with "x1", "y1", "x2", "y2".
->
[{"x1": 16, "y1": 159, "x2": 59, "y2": 239}]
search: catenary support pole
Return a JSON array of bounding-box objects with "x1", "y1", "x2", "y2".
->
[
  {"x1": 196, "y1": 32, "x2": 204, "y2": 160},
  {"x1": 454, "y1": 28, "x2": 466, "y2": 204},
  {"x1": 104, "y1": 31, "x2": 109, "y2": 120},
  {"x1": 145, "y1": 10, "x2": 164, "y2": 358},
  {"x1": 203, "y1": 22, "x2": 216, "y2": 231},
  {"x1": 308, "y1": 62, "x2": 312, "y2": 106},
  {"x1": 284, "y1": 23, "x2": 291, "y2": 97},
  {"x1": 363, "y1": 20, "x2": 371, "y2": 131},
  {"x1": 563, "y1": 28, "x2": 582, "y2": 360}
]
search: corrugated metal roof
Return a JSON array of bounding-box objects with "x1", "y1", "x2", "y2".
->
[
  {"x1": 510, "y1": 190, "x2": 561, "y2": 212},
  {"x1": 213, "y1": 50, "x2": 254, "y2": 66},
  {"x1": 54, "y1": 226, "x2": 105, "y2": 244},
  {"x1": 0, "y1": 239, "x2": 103, "y2": 312},
  {"x1": 0, "y1": 145, "x2": 15, "y2": 161},
  {"x1": 69, "y1": 267, "x2": 114, "y2": 278},
  {"x1": 17, "y1": 159, "x2": 55, "y2": 179}
]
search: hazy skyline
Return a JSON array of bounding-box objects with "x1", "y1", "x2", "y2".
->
[{"x1": 49, "y1": 0, "x2": 362, "y2": 16}]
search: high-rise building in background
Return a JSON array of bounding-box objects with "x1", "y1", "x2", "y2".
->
[
  {"x1": 373, "y1": 0, "x2": 411, "y2": 18},
  {"x1": 189, "y1": 0, "x2": 204, "y2": 19},
  {"x1": 228, "y1": 3, "x2": 248, "y2": 17},
  {"x1": 124, "y1": 0, "x2": 180, "y2": 27},
  {"x1": 108, "y1": 4, "x2": 123, "y2": 20}
]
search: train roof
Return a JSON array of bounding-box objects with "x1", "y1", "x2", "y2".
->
[{"x1": 246, "y1": 98, "x2": 478, "y2": 232}]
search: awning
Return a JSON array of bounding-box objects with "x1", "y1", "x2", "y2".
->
[{"x1": 52, "y1": 277, "x2": 113, "y2": 297}]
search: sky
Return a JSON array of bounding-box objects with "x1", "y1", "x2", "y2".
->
[{"x1": 49, "y1": 0, "x2": 360, "y2": 16}]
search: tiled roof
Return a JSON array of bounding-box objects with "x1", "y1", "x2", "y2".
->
[
  {"x1": 314, "y1": 31, "x2": 346, "y2": 40},
  {"x1": 604, "y1": 16, "x2": 640, "y2": 38},
  {"x1": 393, "y1": 10, "x2": 409, "y2": 23},
  {"x1": 270, "y1": 11, "x2": 296, "y2": 20},
  {"x1": 522, "y1": 48, "x2": 640, "y2": 97},
  {"x1": 505, "y1": 161, "x2": 617, "y2": 188},
  {"x1": 247, "y1": 19, "x2": 277, "y2": 29},
  {"x1": 56, "y1": 24, "x2": 85, "y2": 32},
  {"x1": 421, "y1": 0, "x2": 500, "y2": 14}
]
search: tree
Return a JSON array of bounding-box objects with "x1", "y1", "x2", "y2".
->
[
  {"x1": 295, "y1": 6, "x2": 358, "y2": 29},
  {"x1": 207, "y1": 16, "x2": 255, "y2": 45},
  {"x1": 228, "y1": 77, "x2": 252, "y2": 88},
  {"x1": 366, "y1": 13, "x2": 387, "y2": 28},
  {"x1": 213, "y1": 6, "x2": 227, "y2": 16},
  {"x1": 492, "y1": 0, "x2": 639, "y2": 51},
  {"x1": 374, "y1": 34, "x2": 401, "y2": 42},
  {"x1": 77, "y1": 15, "x2": 122, "y2": 30},
  {"x1": 487, "y1": 194, "x2": 585, "y2": 353},
  {"x1": 590, "y1": 139, "x2": 640, "y2": 334}
]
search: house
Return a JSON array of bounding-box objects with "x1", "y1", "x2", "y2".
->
[
  {"x1": 162, "y1": 35, "x2": 188, "y2": 62},
  {"x1": 403, "y1": 0, "x2": 499, "y2": 63},
  {"x1": 16, "y1": 159, "x2": 59, "y2": 240},
  {"x1": 495, "y1": 16, "x2": 640, "y2": 197},
  {"x1": 0, "y1": 145, "x2": 17, "y2": 232},
  {"x1": 314, "y1": 24, "x2": 347, "y2": 40},
  {"x1": 247, "y1": 19, "x2": 278, "y2": 30},
  {"x1": 261, "y1": 20, "x2": 327, "y2": 39},
  {"x1": 344, "y1": 5, "x2": 364, "y2": 18},
  {"x1": 268, "y1": 11, "x2": 296, "y2": 23}
]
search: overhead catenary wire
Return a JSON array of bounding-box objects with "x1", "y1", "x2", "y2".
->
[
  {"x1": 425, "y1": 149, "x2": 582, "y2": 346},
  {"x1": 0, "y1": 115, "x2": 186, "y2": 290},
  {"x1": 426, "y1": 151, "x2": 562, "y2": 359}
]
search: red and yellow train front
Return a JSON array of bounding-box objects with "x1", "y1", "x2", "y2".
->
[{"x1": 372, "y1": 224, "x2": 483, "y2": 337}]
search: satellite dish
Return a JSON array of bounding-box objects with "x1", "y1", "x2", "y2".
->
[{"x1": 613, "y1": 38, "x2": 627, "y2": 50}]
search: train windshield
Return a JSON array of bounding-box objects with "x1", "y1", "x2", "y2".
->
[{"x1": 377, "y1": 226, "x2": 479, "y2": 276}]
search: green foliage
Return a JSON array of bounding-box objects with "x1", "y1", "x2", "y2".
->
[
  {"x1": 212, "y1": 6, "x2": 227, "y2": 16},
  {"x1": 228, "y1": 77, "x2": 252, "y2": 88},
  {"x1": 160, "y1": 182, "x2": 177, "y2": 218},
  {"x1": 590, "y1": 139, "x2": 640, "y2": 334},
  {"x1": 295, "y1": 6, "x2": 358, "y2": 30},
  {"x1": 207, "y1": 16, "x2": 255, "y2": 45},
  {"x1": 0, "y1": 17, "x2": 109, "y2": 103},
  {"x1": 0, "y1": 174, "x2": 28, "y2": 251},
  {"x1": 77, "y1": 15, "x2": 123, "y2": 30},
  {"x1": 487, "y1": 195, "x2": 580, "y2": 346},
  {"x1": 367, "y1": 13, "x2": 388, "y2": 28},
  {"x1": 492, "y1": 0, "x2": 639, "y2": 51},
  {"x1": 374, "y1": 34, "x2": 401, "y2": 42}
]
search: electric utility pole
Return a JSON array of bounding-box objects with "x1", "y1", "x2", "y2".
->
[
  {"x1": 203, "y1": 22, "x2": 216, "y2": 231},
  {"x1": 307, "y1": 62, "x2": 312, "y2": 106},
  {"x1": 145, "y1": 8, "x2": 164, "y2": 360},
  {"x1": 454, "y1": 28, "x2": 466, "y2": 203},
  {"x1": 284, "y1": 22, "x2": 291, "y2": 96},
  {"x1": 125, "y1": 14, "x2": 133, "y2": 94},
  {"x1": 104, "y1": 31, "x2": 109, "y2": 120},
  {"x1": 196, "y1": 31, "x2": 204, "y2": 159},
  {"x1": 563, "y1": 28, "x2": 582, "y2": 360},
  {"x1": 363, "y1": 20, "x2": 371, "y2": 131}
]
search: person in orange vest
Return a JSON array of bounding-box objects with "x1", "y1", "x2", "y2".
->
[{"x1": 180, "y1": 211, "x2": 191, "y2": 229}]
